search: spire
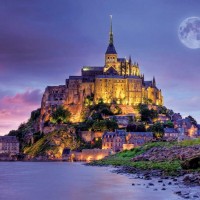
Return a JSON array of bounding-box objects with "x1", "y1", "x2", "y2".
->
[
  {"x1": 105, "y1": 15, "x2": 117, "y2": 54},
  {"x1": 153, "y1": 76, "x2": 156, "y2": 86},
  {"x1": 109, "y1": 15, "x2": 113, "y2": 44}
]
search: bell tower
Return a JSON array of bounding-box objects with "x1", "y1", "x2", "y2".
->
[{"x1": 104, "y1": 15, "x2": 118, "y2": 74}]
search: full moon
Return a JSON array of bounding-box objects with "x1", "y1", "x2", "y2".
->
[{"x1": 178, "y1": 17, "x2": 200, "y2": 49}]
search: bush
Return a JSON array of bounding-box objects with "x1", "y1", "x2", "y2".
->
[{"x1": 50, "y1": 106, "x2": 71, "y2": 124}]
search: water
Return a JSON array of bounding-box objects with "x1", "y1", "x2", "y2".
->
[{"x1": 0, "y1": 162, "x2": 180, "y2": 200}]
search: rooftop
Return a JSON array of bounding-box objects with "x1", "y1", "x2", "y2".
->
[
  {"x1": 105, "y1": 43, "x2": 117, "y2": 54},
  {"x1": 0, "y1": 136, "x2": 19, "y2": 143}
]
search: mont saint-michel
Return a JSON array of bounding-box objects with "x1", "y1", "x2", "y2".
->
[
  {"x1": 40, "y1": 17, "x2": 163, "y2": 130},
  {"x1": 1, "y1": 2, "x2": 200, "y2": 199}
]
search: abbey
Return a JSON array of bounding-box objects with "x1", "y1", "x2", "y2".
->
[{"x1": 40, "y1": 18, "x2": 163, "y2": 126}]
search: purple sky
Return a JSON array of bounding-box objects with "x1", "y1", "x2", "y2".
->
[{"x1": 0, "y1": 0, "x2": 200, "y2": 135}]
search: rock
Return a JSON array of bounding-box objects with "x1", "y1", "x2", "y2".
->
[
  {"x1": 153, "y1": 188, "x2": 158, "y2": 191},
  {"x1": 161, "y1": 188, "x2": 166, "y2": 190},
  {"x1": 132, "y1": 183, "x2": 135, "y2": 186},
  {"x1": 181, "y1": 155, "x2": 200, "y2": 169},
  {"x1": 193, "y1": 194, "x2": 199, "y2": 198},
  {"x1": 158, "y1": 179, "x2": 163, "y2": 183},
  {"x1": 175, "y1": 191, "x2": 181, "y2": 195},
  {"x1": 168, "y1": 182, "x2": 172, "y2": 185},
  {"x1": 148, "y1": 182, "x2": 154, "y2": 186}
]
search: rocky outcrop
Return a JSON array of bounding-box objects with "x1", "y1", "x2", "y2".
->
[
  {"x1": 132, "y1": 145, "x2": 200, "y2": 162},
  {"x1": 23, "y1": 127, "x2": 80, "y2": 160}
]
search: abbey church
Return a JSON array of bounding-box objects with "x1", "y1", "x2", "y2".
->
[{"x1": 40, "y1": 18, "x2": 163, "y2": 127}]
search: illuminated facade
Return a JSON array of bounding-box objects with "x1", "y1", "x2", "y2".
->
[{"x1": 40, "y1": 18, "x2": 163, "y2": 128}]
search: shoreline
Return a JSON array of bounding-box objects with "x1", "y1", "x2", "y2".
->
[
  {"x1": 1, "y1": 159, "x2": 200, "y2": 199},
  {"x1": 90, "y1": 164, "x2": 200, "y2": 199}
]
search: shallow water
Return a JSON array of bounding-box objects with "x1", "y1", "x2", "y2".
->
[{"x1": 0, "y1": 162, "x2": 181, "y2": 200}]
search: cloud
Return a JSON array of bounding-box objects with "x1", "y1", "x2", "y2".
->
[{"x1": 0, "y1": 89, "x2": 42, "y2": 135}]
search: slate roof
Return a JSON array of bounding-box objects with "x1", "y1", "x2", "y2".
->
[
  {"x1": 103, "y1": 130, "x2": 153, "y2": 138},
  {"x1": 164, "y1": 128, "x2": 179, "y2": 133},
  {"x1": 103, "y1": 130, "x2": 126, "y2": 138},
  {"x1": 117, "y1": 58, "x2": 126, "y2": 62},
  {"x1": 144, "y1": 81, "x2": 153, "y2": 88},
  {"x1": 69, "y1": 76, "x2": 83, "y2": 80},
  {"x1": 0, "y1": 136, "x2": 19, "y2": 143},
  {"x1": 105, "y1": 43, "x2": 117, "y2": 54},
  {"x1": 175, "y1": 118, "x2": 195, "y2": 129},
  {"x1": 129, "y1": 132, "x2": 153, "y2": 137}
]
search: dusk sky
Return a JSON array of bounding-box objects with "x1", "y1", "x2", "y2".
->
[{"x1": 0, "y1": 0, "x2": 200, "y2": 135}]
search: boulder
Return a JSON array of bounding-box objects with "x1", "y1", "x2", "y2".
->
[{"x1": 181, "y1": 155, "x2": 200, "y2": 169}]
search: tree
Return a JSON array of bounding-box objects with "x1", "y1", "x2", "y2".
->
[
  {"x1": 157, "y1": 106, "x2": 167, "y2": 114},
  {"x1": 137, "y1": 104, "x2": 158, "y2": 123},
  {"x1": 91, "y1": 112, "x2": 103, "y2": 121},
  {"x1": 164, "y1": 121, "x2": 174, "y2": 128},
  {"x1": 101, "y1": 108, "x2": 114, "y2": 116},
  {"x1": 105, "y1": 119, "x2": 118, "y2": 131},
  {"x1": 148, "y1": 122, "x2": 164, "y2": 139},
  {"x1": 50, "y1": 106, "x2": 71, "y2": 124},
  {"x1": 84, "y1": 94, "x2": 94, "y2": 106},
  {"x1": 92, "y1": 121, "x2": 107, "y2": 131},
  {"x1": 127, "y1": 123, "x2": 137, "y2": 132},
  {"x1": 136, "y1": 124, "x2": 146, "y2": 132},
  {"x1": 187, "y1": 115, "x2": 197, "y2": 126}
]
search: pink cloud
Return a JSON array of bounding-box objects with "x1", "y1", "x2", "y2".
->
[{"x1": 0, "y1": 89, "x2": 42, "y2": 135}]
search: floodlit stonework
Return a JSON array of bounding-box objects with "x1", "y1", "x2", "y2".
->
[{"x1": 40, "y1": 18, "x2": 163, "y2": 130}]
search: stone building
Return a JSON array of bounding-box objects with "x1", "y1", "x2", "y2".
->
[
  {"x1": 102, "y1": 130, "x2": 153, "y2": 152},
  {"x1": 164, "y1": 128, "x2": 180, "y2": 140},
  {"x1": 174, "y1": 118, "x2": 198, "y2": 137},
  {"x1": 40, "y1": 18, "x2": 163, "y2": 130},
  {"x1": 0, "y1": 136, "x2": 19, "y2": 155},
  {"x1": 102, "y1": 130, "x2": 126, "y2": 152}
]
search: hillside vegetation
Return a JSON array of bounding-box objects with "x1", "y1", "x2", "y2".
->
[{"x1": 23, "y1": 128, "x2": 79, "y2": 159}]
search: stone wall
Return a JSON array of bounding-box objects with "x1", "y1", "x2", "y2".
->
[
  {"x1": 70, "y1": 149, "x2": 112, "y2": 161},
  {"x1": 123, "y1": 144, "x2": 134, "y2": 151}
]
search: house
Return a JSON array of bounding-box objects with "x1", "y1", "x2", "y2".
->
[
  {"x1": 124, "y1": 132, "x2": 153, "y2": 150},
  {"x1": 102, "y1": 130, "x2": 126, "y2": 152},
  {"x1": 164, "y1": 128, "x2": 180, "y2": 140},
  {"x1": 174, "y1": 118, "x2": 198, "y2": 137},
  {"x1": 0, "y1": 136, "x2": 19, "y2": 155},
  {"x1": 102, "y1": 130, "x2": 153, "y2": 152}
]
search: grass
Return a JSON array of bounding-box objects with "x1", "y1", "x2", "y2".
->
[
  {"x1": 90, "y1": 139, "x2": 200, "y2": 174},
  {"x1": 179, "y1": 138, "x2": 200, "y2": 147}
]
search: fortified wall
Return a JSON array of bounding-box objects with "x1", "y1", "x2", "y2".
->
[{"x1": 70, "y1": 149, "x2": 112, "y2": 161}]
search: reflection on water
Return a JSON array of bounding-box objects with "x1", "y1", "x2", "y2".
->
[{"x1": 0, "y1": 162, "x2": 178, "y2": 200}]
